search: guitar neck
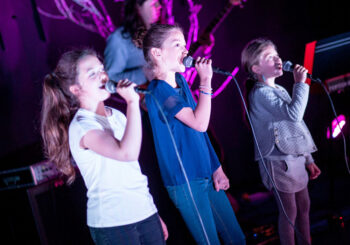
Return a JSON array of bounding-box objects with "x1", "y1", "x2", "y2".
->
[
  {"x1": 205, "y1": 2, "x2": 234, "y2": 35},
  {"x1": 189, "y1": 1, "x2": 236, "y2": 55}
]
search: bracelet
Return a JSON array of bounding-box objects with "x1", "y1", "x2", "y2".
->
[
  {"x1": 199, "y1": 85, "x2": 212, "y2": 91},
  {"x1": 199, "y1": 90, "x2": 213, "y2": 96}
]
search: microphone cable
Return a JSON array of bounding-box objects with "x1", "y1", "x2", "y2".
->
[
  {"x1": 317, "y1": 82, "x2": 350, "y2": 174},
  {"x1": 145, "y1": 91, "x2": 211, "y2": 245}
]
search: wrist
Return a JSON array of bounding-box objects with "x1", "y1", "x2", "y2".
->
[
  {"x1": 199, "y1": 90, "x2": 213, "y2": 96},
  {"x1": 199, "y1": 77, "x2": 211, "y2": 86},
  {"x1": 199, "y1": 85, "x2": 212, "y2": 91},
  {"x1": 127, "y1": 99, "x2": 139, "y2": 106}
]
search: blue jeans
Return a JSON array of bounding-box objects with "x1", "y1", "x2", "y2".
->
[
  {"x1": 89, "y1": 213, "x2": 165, "y2": 245},
  {"x1": 166, "y1": 178, "x2": 246, "y2": 245}
]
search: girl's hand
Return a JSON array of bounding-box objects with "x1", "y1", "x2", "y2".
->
[
  {"x1": 159, "y1": 216, "x2": 169, "y2": 240},
  {"x1": 212, "y1": 166, "x2": 230, "y2": 191},
  {"x1": 306, "y1": 163, "x2": 321, "y2": 180},
  {"x1": 195, "y1": 57, "x2": 213, "y2": 87},
  {"x1": 116, "y1": 79, "x2": 139, "y2": 104},
  {"x1": 293, "y1": 64, "x2": 308, "y2": 84}
]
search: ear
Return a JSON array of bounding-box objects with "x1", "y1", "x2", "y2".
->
[
  {"x1": 151, "y1": 48, "x2": 161, "y2": 58},
  {"x1": 251, "y1": 64, "x2": 261, "y2": 75},
  {"x1": 150, "y1": 47, "x2": 162, "y2": 60},
  {"x1": 69, "y1": 84, "x2": 81, "y2": 96}
]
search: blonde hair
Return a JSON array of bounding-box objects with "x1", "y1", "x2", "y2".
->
[{"x1": 241, "y1": 38, "x2": 276, "y2": 80}]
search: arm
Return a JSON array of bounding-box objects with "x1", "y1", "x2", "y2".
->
[
  {"x1": 81, "y1": 80, "x2": 141, "y2": 161},
  {"x1": 175, "y1": 57, "x2": 213, "y2": 132},
  {"x1": 304, "y1": 153, "x2": 314, "y2": 165},
  {"x1": 253, "y1": 82, "x2": 310, "y2": 122},
  {"x1": 252, "y1": 64, "x2": 310, "y2": 122}
]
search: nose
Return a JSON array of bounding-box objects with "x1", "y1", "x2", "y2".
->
[
  {"x1": 100, "y1": 71, "x2": 108, "y2": 81},
  {"x1": 183, "y1": 46, "x2": 188, "y2": 55},
  {"x1": 274, "y1": 56, "x2": 281, "y2": 63}
]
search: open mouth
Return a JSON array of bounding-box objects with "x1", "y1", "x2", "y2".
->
[{"x1": 99, "y1": 84, "x2": 106, "y2": 89}]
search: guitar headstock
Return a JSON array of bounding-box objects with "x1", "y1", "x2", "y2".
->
[{"x1": 230, "y1": 0, "x2": 246, "y2": 7}]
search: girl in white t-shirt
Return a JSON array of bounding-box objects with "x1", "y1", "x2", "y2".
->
[{"x1": 40, "y1": 49, "x2": 167, "y2": 245}]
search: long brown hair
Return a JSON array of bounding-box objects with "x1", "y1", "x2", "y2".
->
[
  {"x1": 122, "y1": 0, "x2": 165, "y2": 48},
  {"x1": 41, "y1": 49, "x2": 97, "y2": 184},
  {"x1": 122, "y1": 0, "x2": 148, "y2": 47}
]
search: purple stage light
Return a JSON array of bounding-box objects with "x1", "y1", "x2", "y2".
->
[{"x1": 331, "y1": 114, "x2": 346, "y2": 138}]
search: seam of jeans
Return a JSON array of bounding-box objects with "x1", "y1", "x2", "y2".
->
[{"x1": 209, "y1": 198, "x2": 234, "y2": 244}]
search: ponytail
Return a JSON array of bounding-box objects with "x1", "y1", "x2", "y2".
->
[{"x1": 40, "y1": 49, "x2": 96, "y2": 184}]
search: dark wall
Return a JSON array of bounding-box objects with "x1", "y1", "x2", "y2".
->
[{"x1": 0, "y1": 0, "x2": 349, "y2": 242}]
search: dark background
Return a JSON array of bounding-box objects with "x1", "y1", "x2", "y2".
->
[{"x1": 1, "y1": 0, "x2": 350, "y2": 244}]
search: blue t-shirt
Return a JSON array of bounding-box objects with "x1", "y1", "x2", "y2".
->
[{"x1": 145, "y1": 73, "x2": 221, "y2": 186}]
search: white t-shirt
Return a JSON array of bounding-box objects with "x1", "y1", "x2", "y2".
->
[{"x1": 69, "y1": 107, "x2": 157, "y2": 228}]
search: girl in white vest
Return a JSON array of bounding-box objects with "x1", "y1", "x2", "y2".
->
[{"x1": 41, "y1": 49, "x2": 167, "y2": 245}]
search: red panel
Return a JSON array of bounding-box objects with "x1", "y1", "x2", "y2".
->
[{"x1": 303, "y1": 41, "x2": 317, "y2": 85}]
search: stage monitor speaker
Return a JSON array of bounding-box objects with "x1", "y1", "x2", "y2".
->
[
  {"x1": 27, "y1": 175, "x2": 93, "y2": 245},
  {"x1": 1, "y1": 174, "x2": 93, "y2": 245}
]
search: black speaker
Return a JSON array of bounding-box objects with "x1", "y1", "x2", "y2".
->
[{"x1": 1, "y1": 175, "x2": 93, "y2": 245}]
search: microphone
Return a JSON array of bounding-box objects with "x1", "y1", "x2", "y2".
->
[
  {"x1": 183, "y1": 56, "x2": 233, "y2": 77},
  {"x1": 282, "y1": 61, "x2": 321, "y2": 83},
  {"x1": 105, "y1": 79, "x2": 149, "y2": 94}
]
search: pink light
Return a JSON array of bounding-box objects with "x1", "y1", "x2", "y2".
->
[
  {"x1": 326, "y1": 127, "x2": 331, "y2": 139},
  {"x1": 331, "y1": 115, "x2": 346, "y2": 138}
]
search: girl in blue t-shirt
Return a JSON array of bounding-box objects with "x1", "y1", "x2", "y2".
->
[{"x1": 143, "y1": 24, "x2": 245, "y2": 245}]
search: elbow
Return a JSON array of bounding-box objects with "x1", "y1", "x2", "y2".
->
[
  {"x1": 289, "y1": 114, "x2": 304, "y2": 122},
  {"x1": 194, "y1": 122, "x2": 209, "y2": 132},
  {"x1": 123, "y1": 153, "x2": 138, "y2": 162},
  {"x1": 114, "y1": 150, "x2": 139, "y2": 162},
  {"x1": 287, "y1": 111, "x2": 304, "y2": 122}
]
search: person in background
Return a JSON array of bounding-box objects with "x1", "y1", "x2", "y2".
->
[
  {"x1": 40, "y1": 48, "x2": 168, "y2": 245},
  {"x1": 241, "y1": 38, "x2": 321, "y2": 245},
  {"x1": 104, "y1": 0, "x2": 162, "y2": 85}
]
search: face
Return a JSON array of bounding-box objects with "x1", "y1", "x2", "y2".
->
[
  {"x1": 158, "y1": 29, "x2": 188, "y2": 73},
  {"x1": 74, "y1": 55, "x2": 110, "y2": 103},
  {"x1": 138, "y1": 0, "x2": 161, "y2": 26},
  {"x1": 253, "y1": 45, "x2": 283, "y2": 80}
]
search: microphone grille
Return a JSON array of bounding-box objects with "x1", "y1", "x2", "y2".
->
[
  {"x1": 183, "y1": 56, "x2": 194, "y2": 68},
  {"x1": 282, "y1": 61, "x2": 293, "y2": 72},
  {"x1": 105, "y1": 80, "x2": 116, "y2": 93}
]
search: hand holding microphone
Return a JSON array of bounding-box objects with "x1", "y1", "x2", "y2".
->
[
  {"x1": 282, "y1": 61, "x2": 321, "y2": 83},
  {"x1": 183, "y1": 56, "x2": 233, "y2": 77},
  {"x1": 106, "y1": 79, "x2": 149, "y2": 94},
  {"x1": 114, "y1": 79, "x2": 140, "y2": 104},
  {"x1": 193, "y1": 56, "x2": 213, "y2": 86},
  {"x1": 293, "y1": 64, "x2": 309, "y2": 84}
]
